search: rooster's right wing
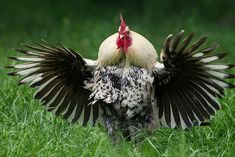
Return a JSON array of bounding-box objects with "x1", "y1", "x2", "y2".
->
[{"x1": 8, "y1": 41, "x2": 99, "y2": 126}]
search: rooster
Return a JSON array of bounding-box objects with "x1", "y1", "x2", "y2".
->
[{"x1": 8, "y1": 15, "x2": 235, "y2": 141}]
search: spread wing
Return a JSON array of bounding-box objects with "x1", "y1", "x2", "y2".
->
[
  {"x1": 154, "y1": 30, "x2": 235, "y2": 129},
  {"x1": 7, "y1": 41, "x2": 99, "y2": 126}
]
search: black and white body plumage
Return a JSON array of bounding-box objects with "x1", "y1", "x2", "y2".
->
[{"x1": 8, "y1": 17, "x2": 235, "y2": 141}]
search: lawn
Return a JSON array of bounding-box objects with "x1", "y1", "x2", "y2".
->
[{"x1": 1, "y1": 1, "x2": 235, "y2": 157}]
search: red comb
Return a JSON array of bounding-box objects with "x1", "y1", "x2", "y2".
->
[{"x1": 119, "y1": 14, "x2": 127, "y2": 33}]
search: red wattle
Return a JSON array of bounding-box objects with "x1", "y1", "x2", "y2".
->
[
  {"x1": 116, "y1": 35, "x2": 132, "y2": 53},
  {"x1": 123, "y1": 37, "x2": 132, "y2": 52},
  {"x1": 116, "y1": 37, "x2": 123, "y2": 49}
]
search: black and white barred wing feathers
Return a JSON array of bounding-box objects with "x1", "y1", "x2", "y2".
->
[
  {"x1": 154, "y1": 30, "x2": 235, "y2": 129},
  {"x1": 8, "y1": 42, "x2": 99, "y2": 126}
]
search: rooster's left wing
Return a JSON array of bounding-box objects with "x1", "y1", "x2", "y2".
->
[{"x1": 153, "y1": 30, "x2": 235, "y2": 129}]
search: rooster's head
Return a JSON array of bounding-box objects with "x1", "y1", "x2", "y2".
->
[
  {"x1": 98, "y1": 15, "x2": 158, "y2": 69},
  {"x1": 116, "y1": 15, "x2": 132, "y2": 53}
]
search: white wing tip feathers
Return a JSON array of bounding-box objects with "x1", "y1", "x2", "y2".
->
[
  {"x1": 8, "y1": 42, "x2": 97, "y2": 126},
  {"x1": 156, "y1": 30, "x2": 235, "y2": 129}
]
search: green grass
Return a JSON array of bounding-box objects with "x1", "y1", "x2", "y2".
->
[{"x1": 1, "y1": 1, "x2": 235, "y2": 156}]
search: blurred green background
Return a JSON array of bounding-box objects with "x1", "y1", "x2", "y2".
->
[
  {"x1": 1, "y1": 0, "x2": 235, "y2": 58},
  {"x1": 1, "y1": 0, "x2": 235, "y2": 157}
]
